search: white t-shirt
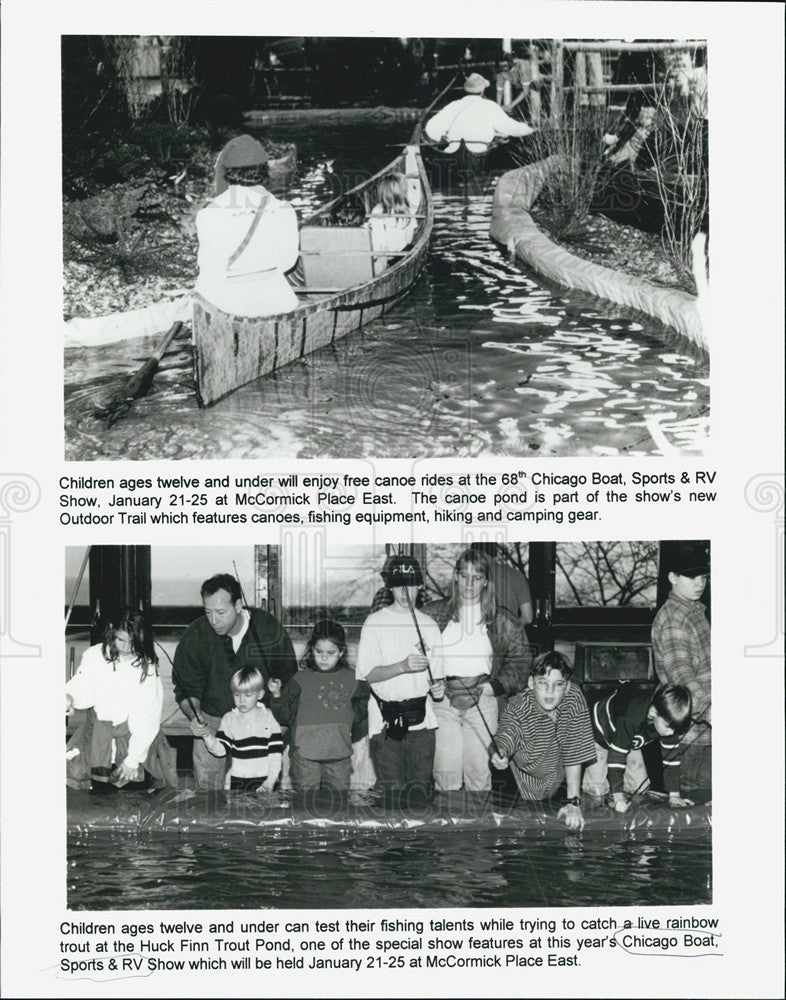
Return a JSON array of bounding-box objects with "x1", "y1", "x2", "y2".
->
[
  {"x1": 431, "y1": 605, "x2": 493, "y2": 679},
  {"x1": 356, "y1": 605, "x2": 442, "y2": 737}
]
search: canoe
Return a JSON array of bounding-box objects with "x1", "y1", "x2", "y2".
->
[{"x1": 192, "y1": 140, "x2": 433, "y2": 407}]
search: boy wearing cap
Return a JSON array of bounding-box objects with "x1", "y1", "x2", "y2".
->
[
  {"x1": 425, "y1": 73, "x2": 537, "y2": 153},
  {"x1": 651, "y1": 542, "x2": 711, "y2": 789},
  {"x1": 356, "y1": 556, "x2": 444, "y2": 797}
]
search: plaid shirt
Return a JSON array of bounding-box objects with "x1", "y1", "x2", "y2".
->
[
  {"x1": 495, "y1": 683, "x2": 596, "y2": 800},
  {"x1": 651, "y1": 594, "x2": 711, "y2": 746}
]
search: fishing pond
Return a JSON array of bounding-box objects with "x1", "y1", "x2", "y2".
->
[
  {"x1": 64, "y1": 122, "x2": 708, "y2": 460},
  {"x1": 68, "y1": 792, "x2": 711, "y2": 911}
]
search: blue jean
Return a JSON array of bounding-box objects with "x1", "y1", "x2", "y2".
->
[
  {"x1": 290, "y1": 749, "x2": 352, "y2": 791},
  {"x1": 370, "y1": 727, "x2": 436, "y2": 792}
]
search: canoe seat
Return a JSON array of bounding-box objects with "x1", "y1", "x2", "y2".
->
[{"x1": 299, "y1": 226, "x2": 374, "y2": 289}]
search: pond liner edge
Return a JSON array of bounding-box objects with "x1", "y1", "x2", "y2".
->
[{"x1": 489, "y1": 156, "x2": 707, "y2": 352}]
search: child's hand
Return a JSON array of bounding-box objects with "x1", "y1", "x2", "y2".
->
[
  {"x1": 613, "y1": 795, "x2": 630, "y2": 814},
  {"x1": 267, "y1": 678, "x2": 282, "y2": 698},
  {"x1": 557, "y1": 803, "x2": 585, "y2": 831},
  {"x1": 668, "y1": 794, "x2": 694, "y2": 809},
  {"x1": 116, "y1": 761, "x2": 141, "y2": 784},
  {"x1": 404, "y1": 653, "x2": 429, "y2": 673},
  {"x1": 259, "y1": 779, "x2": 277, "y2": 794},
  {"x1": 491, "y1": 752, "x2": 509, "y2": 770},
  {"x1": 429, "y1": 679, "x2": 445, "y2": 702},
  {"x1": 189, "y1": 717, "x2": 210, "y2": 738},
  {"x1": 65, "y1": 694, "x2": 75, "y2": 716}
]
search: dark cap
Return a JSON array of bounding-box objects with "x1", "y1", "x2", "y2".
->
[
  {"x1": 219, "y1": 134, "x2": 269, "y2": 169},
  {"x1": 665, "y1": 541, "x2": 710, "y2": 577},
  {"x1": 383, "y1": 555, "x2": 424, "y2": 588}
]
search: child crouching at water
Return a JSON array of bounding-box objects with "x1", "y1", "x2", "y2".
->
[
  {"x1": 201, "y1": 666, "x2": 283, "y2": 792},
  {"x1": 65, "y1": 608, "x2": 163, "y2": 793},
  {"x1": 268, "y1": 620, "x2": 370, "y2": 791}
]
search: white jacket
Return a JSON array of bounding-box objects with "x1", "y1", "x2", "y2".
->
[
  {"x1": 66, "y1": 644, "x2": 163, "y2": 769},
  {"x1": 195, "y1": 185, "x2": 300, "y2": 316}
]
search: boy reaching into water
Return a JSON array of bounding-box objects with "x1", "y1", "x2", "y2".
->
[
  {"x1": 491, "y1": 651, "x2": 595, "y2": 830},
  {"x1": 584, "y1": 684, "x2": 694, "y2": 812},
  {"x1": 200, "y1": 666, "x2": 283, "y2": 792}
]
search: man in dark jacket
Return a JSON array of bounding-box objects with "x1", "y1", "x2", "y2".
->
[{"x1": 174, "y1": 573, "x2": 297, "y2": 790}]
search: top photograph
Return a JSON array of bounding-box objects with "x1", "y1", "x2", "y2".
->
[{"x1": 62, "y1": 36, "x2": 709, "y2": 461}]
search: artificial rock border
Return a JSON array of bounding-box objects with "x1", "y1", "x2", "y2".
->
[{"x1": 489, "y1": 156, "x2": 707, "y2": 351}]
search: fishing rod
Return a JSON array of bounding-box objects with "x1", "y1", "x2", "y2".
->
[
  {"x1": 232, "y1": 560, "x2": 275, "y2": 680},
  {"x1": 155, "y1": 637, "x2": 203, "y2": 725},
  {"x1": 402, "y1": 585, "x2": 436, "y2": 687},
  {"x1": 449, "y1": 676, "x2": 502, "y2": 757}
]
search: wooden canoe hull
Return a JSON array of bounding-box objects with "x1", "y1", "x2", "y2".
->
[{"x1": 192, "y1": 148, "x2": 433, "y2": 407}]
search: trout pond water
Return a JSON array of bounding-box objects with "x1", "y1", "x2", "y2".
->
[{"x1": 64, "y1": 123, "x2": 708, "y2": 460}]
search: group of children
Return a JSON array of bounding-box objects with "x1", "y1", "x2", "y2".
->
[{"x1": 67, "y1": 550, "x2": 707, "y2": 826}]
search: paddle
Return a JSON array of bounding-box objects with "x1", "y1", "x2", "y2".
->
[{"x1": 94, "y1": 321, "x2": 184, "y2": 425}]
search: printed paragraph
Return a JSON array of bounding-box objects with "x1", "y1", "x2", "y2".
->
[
  {"x1": 56, "y1": 912, "x2": 722, "y2": 980},
  {"x1": 57, "y1": 469, "x2": 719, "y2": 527}
]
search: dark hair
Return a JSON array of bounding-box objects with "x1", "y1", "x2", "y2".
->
[
  {"x1": 651, "y1": 685, "x2": 692, "y2": 735},
  {"x1": 201, "y1": 574, "x2": 242, "y2": 604},
  {"x1": 301, "y1": 619, "x2": 349, "y2": 672},
  {"x1": 530, "y1": 650, "x2": 573, "y2": 680},
  {"x1": 446, "y1": 549, "x2": 496, "y2": 624},
  {"x1": 223, "y1": 163, "x2": 270, "y2": 187},
  {"x1": 101, "y1": 607, "x2": 158, "y2": 680},
  {"x1": 329, "y1": 193, "x2": 368, "y2": 227}
]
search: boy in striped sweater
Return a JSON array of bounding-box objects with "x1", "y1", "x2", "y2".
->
[
  {"x1": 492, "y1": 652, "x2": 596, "y2": 831},
  {"x1": 201, "y1": 666, "x2": 283, "y2": 792}
]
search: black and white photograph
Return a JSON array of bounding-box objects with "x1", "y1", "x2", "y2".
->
[
  {"x1": 65, "y1": 540, "x2": 711, "y2": 911},
  {"x1": 63, "y1": 35, "x2": 709, "y2": 461},
  {"x1": 1, "y1": 2, "x2": 784, "y2": 997}
]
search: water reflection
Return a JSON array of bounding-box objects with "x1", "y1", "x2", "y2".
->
[
  {"x1": 64, "y1": 124, "x2": 708, "y2": 460},
  {"x1": 68, "y1": 829, "x2": 711, "y2": 910}
]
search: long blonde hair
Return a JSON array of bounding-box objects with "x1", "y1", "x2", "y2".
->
[
  {"x1": 446, "y1": 550, "x2": 496, "y2": 624},
  {"x1": 376, "y1": 172, "x2": 411, "y2": 226}
]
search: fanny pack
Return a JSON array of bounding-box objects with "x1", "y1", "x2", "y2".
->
[
  {"x1": 445, "y1": 674, "x2": 489, "y2": 711},
  {"x1": 374, "y1": 694, "x2": 427, "y2": 742}
]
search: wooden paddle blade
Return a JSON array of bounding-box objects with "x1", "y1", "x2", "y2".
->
[{"x1": 93, "y1": 321, "x2": 184, "y2": 424}]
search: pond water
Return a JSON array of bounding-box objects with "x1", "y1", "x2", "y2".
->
[
  {"x1": 64, "y1": 122, "x2": 708, "y2": 460},
  {"x1": 68, "y1": 827, "x2": 711, "y2": 911}
]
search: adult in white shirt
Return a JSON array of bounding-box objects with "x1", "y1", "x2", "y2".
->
[
  {"x1": 66, "y1": 609, "x2": 163, "y2": 791},
  {"x1": 356, "y1": 556, "x2": 443, "y2": 796},
  {"x1": 195, "y1": 165, "x2": 299, "y2": 317},
  {"x1": 425, "y1": 73, "x2": 537, "y2": 154}
]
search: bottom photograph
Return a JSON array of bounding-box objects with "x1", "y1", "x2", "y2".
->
[{"x1": 65, "y1": 539, "x2": 711, "y2": 911}]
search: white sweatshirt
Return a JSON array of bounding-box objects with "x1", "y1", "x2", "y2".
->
[{"x1": 66, "y1": 644, "x2": 163, "y2": 769}]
